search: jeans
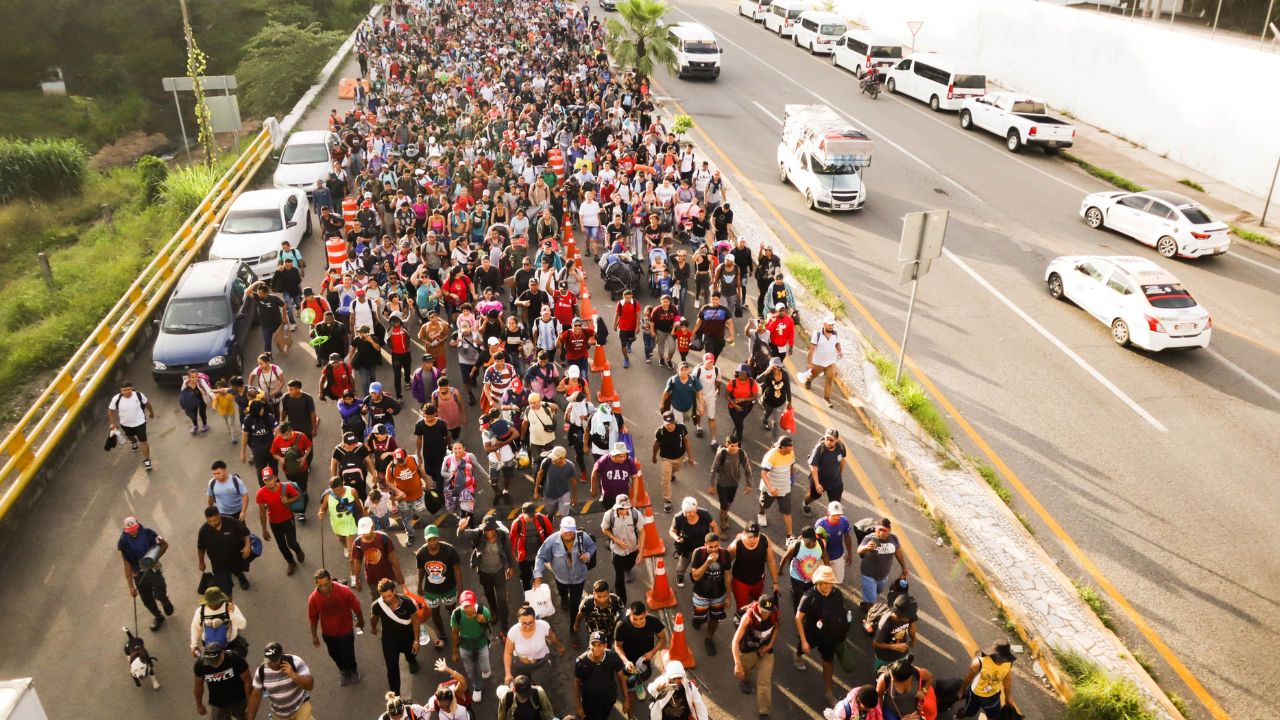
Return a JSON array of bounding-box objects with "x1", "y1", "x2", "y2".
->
[
  {"x1": 133, "y1": 570, "x2": 171, "y2": 620},
  {"x1": 459, "y1": 643, "x2": 493, "y2": 692},
  {"x1": 260, "y1": 323, "x2": 280, "y2": 354},
  {"x1": 554, "y1": 578, "x2": 585, "y2": 622},
  {"x1": 183, "y1": 398, "x2": 208, "y2": 428},
  {"x1": 354, "y1": 366, "x2": 377, "y2": 396},
  {"x1": 860, "y1": 574, "x2": 890, "y2": 604},
  {"x1": 270, "y1": 519, "x2": 303, "y2": 564},
  {"x1": 612, "y1": 550, "x2": 639, "y2": 605},
  {"x1": 396, "y1": 498, "x2": 427, "y2": 537},
  {"x1": 322, "y1": 632, "x2": 359, "y2": 674},
  {"x1": 282, "y1": 293, "x2": 299, "y2": 324},
  {"x1": 728, "y1": 402, "x2": 754, "y2": 438},
  {"x1": 479, "y1": 569, "x2": 511, "y2": 629}
]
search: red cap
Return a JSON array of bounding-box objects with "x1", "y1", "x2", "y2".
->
[
  {"x1": 261, "y1": 467, "x2": 274, "y2": 478},
  {"x1": 394, "y1": 448, "x2": 407, "y2": 460},
  {"x1": 459, "y1": 590, "x2": 477, "y2": 608}
]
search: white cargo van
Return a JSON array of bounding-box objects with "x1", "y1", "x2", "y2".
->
[
  {"x1": 831, "y1": 29, "x2": 903, "y2": 77},
  {"x1": 667, "y1": 22, "x2": 723, "y2": 79},
  {"x1": 791, "y1": 11, "x2": 846, "y2": 54},
  {"x1": 763, "y1": 0, "x2": 814, "y2": 38},
  {"x1": 885, "y1": 52, "x2": 986, "y2": 111},
  {"x1": 777, "y1": 104, "x2": 873, "y2": 211},
  {"x1": 737, "y1": 0, "x2": 773, "y2": 22}
]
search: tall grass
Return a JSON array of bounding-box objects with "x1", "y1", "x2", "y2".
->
[
  {"x1": 0, "y1": 137, "x2": 89, "y2": 201},
  {"x1": 1054, "y1": 649, "x2": 1158, "y2": 720},
  {"x1": 783, "y1": 254, "x2": 845, "y2": 317},
  {"x1": 867, "y1": 347, "x2": 951, "y2": 445},
  {"x1": 162, "y1": 155, "x2": 234, "y2": 215},
  {"x1": 1059, "y1": 152, "x2": 1146, "y2": 193},
  {"x1": 1230, "y1": 224, "x2": 1276, "y2": 248},
  {"x1": 1073, "y1": 578, "x2": 1116, "y2": 632}
]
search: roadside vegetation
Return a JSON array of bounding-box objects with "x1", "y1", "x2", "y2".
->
[
  {"x1": 866, "y1": 347, "x2": 951, "y2": 445},
  {"x1": 1176, "y1": 177, "x2": 1205, "y2": 192},
  {"x1": 1230, "y1": 224, "x2": 1276, "y2": 248},
  {"x1": 1073, "y1": 578, "x2": 1116, "y2": 632},
  {"x1": 1054, "y1": 649, "x2": 1159, "y2": 720},
  {"x1": 783, "y1": 255, "x2": 846, "y2": 316},
  {"x1": 1059, "y1": 152, "x2": 1145, "y2": 193}
]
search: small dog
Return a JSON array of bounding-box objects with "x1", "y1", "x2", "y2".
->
[{"x1": 123, "y1": 627, "x2": 160, "y2": 690}]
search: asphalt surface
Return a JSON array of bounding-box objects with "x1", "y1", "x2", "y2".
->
[
  {"x1": 656, "y1": 1, "x2": 1280, "y2": 716},
  {"x1": 0, "y1": 51, "x2": 1061, "y2": 719}
]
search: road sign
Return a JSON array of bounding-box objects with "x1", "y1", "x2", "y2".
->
[
  {"x1": 907, "y1": 21, "x2": 924, "y2": 50},
  {"x1": 894, "y1": 210, "x2": 949, "y2": 383}
]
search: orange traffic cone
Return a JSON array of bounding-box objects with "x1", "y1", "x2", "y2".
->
[
  {"x1": 630, "y1": 471, "x2": 652, "y2": 510},
  {"x1": 646, "y1": 557, "x2": 678, "y2": 609},
  {"x1": 596, "y1": 369, "x2": 620, "y2": 403},
  {"x1": 589, "y1": 342, "x2": 609, "y2": 373},
  {"x1": 667, "y1": 612, "x2": 697, "y2": 669},
  {"x1": 579, "y1": 292, "x2": 596, "y2": 321},
  {"x1": 639, "y1": 506, "x2": 666, "y2": 558},
  {"x1": 564, "y1": 231, "x2": 578, "y2": 263}
]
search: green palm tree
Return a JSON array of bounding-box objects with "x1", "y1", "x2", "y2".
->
[{"x1": 605, "y1": 0, "x2": 677, "y2": 79}]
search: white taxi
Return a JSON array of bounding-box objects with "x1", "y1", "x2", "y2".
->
[
  {"x1": 1045, "y1": 255, "x2": 1211, "y2": 351},
  {"x1": 1079, "y1": 189, "x2": 1231, "y2": 259}
]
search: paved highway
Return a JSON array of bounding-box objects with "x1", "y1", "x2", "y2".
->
[
  {"x1": 657, "y1": 1, "x2": 1280, "y2": 716},
  {"x1": 0, "y1": 52, "x2": 1061, "y2": 719}
]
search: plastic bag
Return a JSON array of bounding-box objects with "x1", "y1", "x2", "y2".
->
[
  {"x1": 524, "y1": 583, "x2": 556, "y2": 618},
  {"x1": 779, "y1": 406, "x2": 797, "y2": 434},
  {"x1": 796, "y1": 368, "x2": 813, "y2": 385}
]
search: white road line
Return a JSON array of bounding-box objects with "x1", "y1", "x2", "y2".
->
[
  {"x1": 750, "y1": 100, "x2": 781, "y2": 125},
  {"x1": 1205, "y1": 348, "x2": 1280, "y2": 404},
  {"x1": 943, "y1": 248, "x2": 1168, "y2": 431},
  {"x1": 1227, "y1": 249, "x2": 1280, "y2": 276}
]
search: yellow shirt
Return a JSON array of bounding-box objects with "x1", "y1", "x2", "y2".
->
[{"x1": 971, "y1": 654, "x2": 1011, "y2": 697}]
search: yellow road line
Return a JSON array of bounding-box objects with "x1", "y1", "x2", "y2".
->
[{"x1": 659, "y1": 85, "x2": 1229, "y2": 718}]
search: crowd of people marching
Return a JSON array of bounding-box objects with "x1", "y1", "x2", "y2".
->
[{"x1": 108, "y1": 0, "x2": 1021, "y2": 718}]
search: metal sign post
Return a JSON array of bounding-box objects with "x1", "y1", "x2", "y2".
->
[
  {"x1": 895, "y1": 210, "x2": 948, "y2": 384},
  {"x1": 161, "y1": 75, "x2": 241, "y2": 160},
  {"x1": 907, "y1": 21, "x2": 924, "y2": 51}
]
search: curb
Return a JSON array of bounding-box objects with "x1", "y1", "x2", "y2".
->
[{"x1": 647, "y1": 85, "x2": 1179, "y2": 719}]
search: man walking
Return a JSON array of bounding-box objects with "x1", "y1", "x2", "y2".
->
[
  {"x1": 689, "y1": 532, "x2": 729, "y2": 656},
  {"x1": 256, "y1": 468, "x2": 306, "y2": 575},
  {"x1": 803, "y1": 429, "x2": 847, "y2": 517},
  {"x1": 351, "y1": 516, "x2": 407, "y2": 595},
  {"x1": 108, "y1": 381, "x2": 155, "y2": 471},
  {"x1": 857, "y1": 518, "x2": 908, "y2": 609},
  {"x1": 307, "y1": 568, "x2": 364, "y2": 686},
  {"x1": 510, "y1": 503, "x2": 554, "y2": 592},
  {"x1": 197, "y1": 506, "x2": 252, "y2": 595},
  {"x1": 193, "y1": 641, "x2": 251, "y2": 720},
  {"x1": 457, "y1": 514, "x2": 515, "y2": 630},
  {"x1": 731, "y1": 593, "x2": 780, "y2": 720},
  {"x1": 247, "y1": 643, "x2": 315, "y2": 720},
  {"x1": 533, "y1": 446, "x2": 578, "y2": 521},
  {"x1": 575, "y1": 631, "x2": 629, "y2": 720},
  {"x1": 600, "y1": 496, "x2": 644, "y2": 604},
  {"x1": 652, "y1": 412, "x2": 694, "y2": 514},
  {"x1": 118, "y1": 515, "x2": 174, "y2": 630},
  {"x1": 533, "y1": 516, "x2": 596, "y2": 623}
]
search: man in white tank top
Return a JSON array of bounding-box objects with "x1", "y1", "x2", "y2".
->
[{"x1": 693, "y1": 354, "x2": 720, "y2": 450}]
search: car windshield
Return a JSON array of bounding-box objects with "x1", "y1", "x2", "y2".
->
[
  {"x1": 819, "y1": 24, "x2": 845, "y2": 35},
  {"x1": 1141, "y1": 284, "x2": 1198, "y2": 310},
  {"x1": 1180, "y1": 206, "x2": 1214, "y2": 225},
  {"x1": 280, "y1": 142, "x2": 329, "y2": 165},
  {"x1": 221, "y1": 209, "x2": 283, "y2": 234},
  {"x1": 871, "y1": 45, "x2": 903, "y2": 59},
  {"x1": 685, "y1": 40, "x2": 719, "y2": 54},
  {"x1": 1011, "y1": 100, "x2": 1047, "y2": 114},
  {"x1": 810, "y1": 155, "x2": 858, "y2": 175},
  {"x1": 786, "y1": 8, "x2": 805, "y2": 18},
  {"x1": 161, "y1": 297, "x2": 230, "y2": 333},
  {"x1": 954, "y1": 74, "x2": 986, "y2": 89}
]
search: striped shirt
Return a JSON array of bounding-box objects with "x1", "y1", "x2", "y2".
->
[{"x1": 252, "y1": 655, "x2": 311, "y2": 716}]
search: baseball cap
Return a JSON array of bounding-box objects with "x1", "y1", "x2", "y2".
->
[
  {"x1": 681, "y1": 496, "x2": 698, "y2": 512},
  {"x1": 122, "y1": 516, "x2": 141, "y2": 532},
  {"x1": 424, "y1": 524, "x2": 441, "y2": 539},
  {"x1": 769, "y1": 357, "x2": 783, "y2": 368},
  {"x1": 521, "y1": 502, "x2": 536, "y2": 515},
  {"x1": 828, "y1": 501, "x2": 844, "y2": 515},
  {"x1": 589, "y1": 630, "x2": 608, "y2": 645},
  {"x1": 662, "y1": 412, "x2": 676, "y2": 424},
  {"x1": 263, "y1": 642, "x2": 285, "y2": 661},
  {"x1": 357, "y1": 517, "x2": 374, "y2": 534},
  {"x1": 737, "y1": 363, "x2": 750, "y2": 375},
  {"x1": 611, "y1": 441, "x2": 629, "y2": 455},
  {"x1": 394, "y1": 448, "x2": 407, "y2": 460},
  {"x1": 550, "y1": 446, "x2": 567, "y2": 460},
  {"x1": 745, "y1": 522, "x2": 761, "y2": 536},
  {"x1": 559, "y1": 516, "x2": 577, "y2": 531},
  {"x1": 369, "y1": 382, "x2": 383, "y2": 393},
  {"x1": 460, "y1": 590, "x2": 478, "y2": 609},
  {"x1": 702, "y1": 352, "x2": 714, "y2": 361},
  {"x1": 615, "y1": 495, "x2": 631, "y2": 509},
  {"x1": 513, "y1": 675, "x2": 532, "y2": 695},
  {"x1": 757, "y1": 594, "x2": 777, "y2": 611},
  {"x1": 572, "y1": 317, "x2": 583, "y2": 326},
  {"x1": 774, "y1": 302, "x2": 785, "y2": 310},
  {"x1": 261, "y1": 467, "x2": 274, "y2": 479},
  {"x1": 343, "y1": 432, "x2": 359, "y2": 444},
  {"x1": 202, "y1": 641, "x2": 225, "y2": 659}
]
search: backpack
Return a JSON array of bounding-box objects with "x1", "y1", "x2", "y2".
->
[
  {"x1": 208, "y1": 475, "x2": 247, "y2": 502},
  {"x1": 280, "y1": 481, "x2": 306, "y2": 513},
  {"x1": 576, "y1": 530, "x2": 598, "y2": 570},
  {"x1": 201, "y1": 604, "x2": 232, "y2": 648}
]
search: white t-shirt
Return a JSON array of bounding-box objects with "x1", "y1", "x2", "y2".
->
[
  {"x1": 578, "y1": 200, "x2": 602, "y2": 228},
  {"x1": 110, "y1": 391, "x2": 149, "y2": 427},
  {"x1": 507, "y1": 619, "x2": 551, "y2": 660},
  {"x1": 810, "y1": 328, "x2": 841, "y2": 367},
  {"x1": 694, "y1": 364, "x2": 719, "y2": 400}
]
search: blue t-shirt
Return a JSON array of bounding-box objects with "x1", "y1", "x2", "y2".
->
[
  {"x1": 815, "y1": 516, "x2": 852, "y2": 561},
  {"x1": 118, "y1": 528, "x2": 159, "y2": 572},
  {"x1": 663, "y1": 375, "x2": 703, "y2": 413},
  {"x1": 208, "y1": 475, "x2": 248, "y2": 516}
]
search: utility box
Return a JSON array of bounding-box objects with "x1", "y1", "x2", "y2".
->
[{"x1": 0, "y1": 679, "x2": 48, "y2": 720}]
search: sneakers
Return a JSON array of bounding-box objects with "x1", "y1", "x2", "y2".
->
[
  {"x1": 339, "y1": 672, "x2": 350, "y2": 687},
  {"x1": 405, "y1": 534, "x2": 416, "y2": 546},
  {"x1": 200, "y1": 424, "x2": 210, "y2": 433},
  {"x1": 130, "y1": 441, "x2": 139, "y2": 451},
  {"x1": 801, "y1": 504, "x2": 812, "y2": 517},
  {"x1": 287, "y1": 562, "x2": 298, "y2": 576},
  {"x1": 704, "y1": 637, "x2": 717, "y2": 656},
  {"x1": 676, "y1": 574, "x2": 686, "y2": 588},
  {"x1": 471, "y1": 689, "x2": 483, "y2": 704},
  {"x1": 795, "y1": 657, "x2": 806, "y2": 671},
  {"x1": 149, "y1": 615, "x2": 164, "y2": 631},
  {"x1": 347, "y1": 671, "x2": 361, "y2": 685},
  {"x1": 664, "y1": 500, "x2": 673, "y2": 513},
  {"x1": 190, "y1": 426, "x2": 198, "y2": 435},
  {"x1": 623, "y1": 357, "x2": 630, "y2": 369},
  {"x1": 710, "y1": 441, "x2": 719, "y2": 451},
  {"x1": 407, "y1": 657, "x2": 420, "y2": 674},
  {"x1": 645, "y1": 355, "x2": 653, "y2": 364},
  {"x1": 143, "y1": 459, "x2": 153, "y2": 471},
  {"x1": 635, "y1": 684, "x2": 647, "y2": 701},
  {"x1": 695, "y1": 426, "x2": 704, "y2": 439},
  {"x1": 239, "y1": 576, "x2": 251, "y2": 590},
  {"x1": 295, "y1": 512, "x2": 307, "y2": 523},
  {"x1": 296, "y1": 548, "x2": 306, "y2": 563},
  {"x1": 756, "y1": 513, "x2": 768, "y2": 528}
]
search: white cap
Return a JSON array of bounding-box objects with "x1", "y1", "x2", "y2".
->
[
  {"x1": 827, "y1": 501, "x2": 844, "y2": 515},
  {"x1": 681, "y1": 496, "x2": 698, "y2": 513},
  {"x1": 665, "y1": 660, "x2": 686, "y2": 679},
  {"x1": 567, "y1": 365, "x2": 581, "y2": 378},
  {"x1": 357, "y1": 517, "x2": 374, "y2": 534},
  {"x1": 559, "y1": 516, "x2": 577, "y2": 531}
]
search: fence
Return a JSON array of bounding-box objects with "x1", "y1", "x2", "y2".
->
[{"x1": 0, "y1": 127, "x2": 275, "y2": 520}]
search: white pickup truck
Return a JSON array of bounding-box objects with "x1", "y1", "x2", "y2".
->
[{"x1": 959, "y1": 91, "x2": 1075, "y2": 154}]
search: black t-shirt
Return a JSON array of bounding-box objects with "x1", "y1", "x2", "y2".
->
[
  {"x1": 575, "y1": 650, "x2": 624, "y2": 704},
  {"x1": 873, "y1": 614, "x2": 913, "y2": 662},
  {"x1": 798, "y1": 587, "x2": 849, "y2": 649},
  {"x1": 332, "y1": 444, "x2": 369, "y2": 491},
  {"x1": 613, "y1": 615, "x2": 664, "y2": 662},
  {"x1": 351, "y1": 335, "x2": 382, "y2": 368},
  {"x1": 414, "y1": 418, "x2": 451, "y2": 464},
  {"x1": 193, "y1": 652, "x2": 250, "y2": 707},
  {"x1": 672, "y1": 509, "x2": 712, "y2": 556},
  {"x1": 365, "y1": 394, "x2": 400, "y2": 429},
  {"x1": 654, "y1": 424, "x2": 687, "y2": 461},
  {"x1": 372, "y1": 594, "x2": 419, "y2": 645},
  {"x1": 280, "y1": 393, "x2": 316, "y2": 434},
  {"x1": 252, "y1": 293, "x2": 285, "y2": 328},
  {"x1": 661, "y1": 686, "x2": 693, "y2": 720},
  {"x1": 196, "y1": 517, "x2": 250, "y2": 573},
  {"x1": 415, "y1": 542, "x2": 462, "y2": 595},
  {"x1": 690, "y1": 546, "x2": 726, "y2": 599}
]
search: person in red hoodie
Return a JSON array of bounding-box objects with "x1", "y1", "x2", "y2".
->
[
  {"x1": 765, "y1": 305, "x2": 796, "y2": 359},
  {"x1": 386, "y1": 316, "x2": 414, "y2": 400},
  {"x1": 613, "y1": 288, "x2": 640, "y2": 369},
  {"x1": 307, "y1": 567, "x2": 366, "y2": 686}
]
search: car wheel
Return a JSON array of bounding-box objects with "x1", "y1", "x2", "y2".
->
[
  {"x1": 1084, "y1": 207, "x2": 1104, "y2": 229},
  {"x1": 1006, "y1": 130, "x2": 1022, "y2": 153},
  {"x1": 929, "y1": 95, "x2": 941, "y2": 111},
  {"x1": 855, "y1": 65, "x2": 864, "y2": 78},
  {"x1": 831, "y1": 53, "x2": 839, "y2": 66},
  {"x1": 304, "y1": 211, "x2": 313, "y2": 238},
  {"x1": 806, "y1": 192, "x2": 817, "y2": 210},
  {"x1": 779, "y1": 164, "x2": 788, "y2": 184},
  {"x1": 886, "y1": 77, "x2": 896, "y2": 94},
  {"x1": 1111, "y1": 318, "x2": 1131, "y2": 347},
  {"x1": 959, "y1": 110, "x2": 974, "y2": 130},
  {"x1": 1156, "y1": 236, "x2": 1179, "y2": 258},
  {"x1": 229, "y1": 352, "x2": 243, "y2": 377},
  {"x1": 1047, "y1": 272, "x2": 1065, "y2": 300},
  {"x1": 809, "y1": 41, "x2": 816, "y2": 55}
]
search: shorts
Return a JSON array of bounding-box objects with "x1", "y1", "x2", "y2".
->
[
  {"x1": 731, "y1": 577, "x2": 764, "y2": 608},
  {"x1": 122, "y1": 423, "x2": 148, "y2": 443},
  {"x1": 758, "y1": 490, "x2": 792, "y2": 516},
  {"x1": 619, "y1": 330, "x2": 636, "y2": 346},
  {"x1": 698, "y1": 392, "x2": 716, "y2": 420},
  {"x1": 423, "y1": 590, "x2": 459, "y2": 609},
  {"x1": 714, "y1": 484, "x2": 738, "y2": 508},
  {"x1": 691, "y1": 593, "x2": 727, "y2": 621}
]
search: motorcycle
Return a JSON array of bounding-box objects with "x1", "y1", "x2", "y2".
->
[{"x1": 860, "y1": 75, "x2": 881, "y2": 99}]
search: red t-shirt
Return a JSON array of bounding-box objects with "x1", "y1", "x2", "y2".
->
[
  {"x1": 270, "y1": 433, "x2": 312, "y2": 470},
  {"x1": 388, "y1": 325, "x2": 411, "y2": 355},
  {"x1": 767, "y1": 316, "x2": 795, "y2": 349},
  {"x1": 553, "y1": 291, "x2": 578, "y2": 327},
  {"x1": 352, "y1": 531, "x2": 397, "y2": 584},
  {"x1": 615, "y1": 299, "x2": 639, "y2": 332},
  {"x1": 256, "y1": 483, "x2": 300, "y2": 524},
  {"x1": 558, "y1": 329, "x2": 595, "y2": 360},
  {"x1": 307, "y1": 581, "x2": 362, "y2": 637}
]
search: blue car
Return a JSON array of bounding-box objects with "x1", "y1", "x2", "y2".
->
[{"x1": 152, "y1": 259, "x2": 257, "y2": 382}]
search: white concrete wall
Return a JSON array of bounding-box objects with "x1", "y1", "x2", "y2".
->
[{"x1": 838, "y1": 0, "x2": 1280, "y2": 199}]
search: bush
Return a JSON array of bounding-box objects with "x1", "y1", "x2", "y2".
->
[
  {"x1": 0, "y1": 137, "x2": 89, "y2": 201},
  {"x1": 0, "y1": 91, "x2": 149, "y2": 151},
  {"x1": 160, "y1": 156, "x2": 233, "y2": 215},
  {"x1": 235, "y1": 22, "x2": 348, "y2": 119},
  {"x1": 136, "y1": 155, "x2": 169, "y2": 204}
]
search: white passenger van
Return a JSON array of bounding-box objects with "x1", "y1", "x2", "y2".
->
[
  {"x1": 737, "y1": 0, "x2": 773, "y2": 22},
  {"x1": 884, "y1": 52, "x2": 986, "y2": 111},
  {"x1": 667, "y1": 22, "x2": 723, "y2": 79},
  {"x1": 762, "y1": 0, "x2": 814, "y2": 38},
  {"x1": 791, "y1": 11, "x2": 846, "y2": 54},
  {"x1": 831, "y1": 29, "x2": 903, "y2": 77}
]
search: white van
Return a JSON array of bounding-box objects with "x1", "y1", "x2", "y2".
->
[
  {"x1": 763, "y1": 0, "x2": 814, "y2": 38},
  {"x1": 791, "y1": 11, "x2": 846, "y2": 54},
  {"x1": 831, "y1": 29, "x2": 903, "y2": 77},
  {"x1": 737, "y1": 0, "x2": 773, "y2": 22},
  {"x1": 667, "y1": 22, "x2": 723, "y2": 79},
  {"x1": 885, "y1": 52, "x2": 986, "y2": 111}
]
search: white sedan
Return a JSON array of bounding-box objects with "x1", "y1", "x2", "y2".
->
[
  {"x1": 1079, "y1": 189, "x2": 1230, "y2": 259},
  {"x1": 1045, "y1": 255, "x2": 1211, "y2": 351},
  {"x1": 210, "y1": 189, "x2": 311, "y2": 279}
]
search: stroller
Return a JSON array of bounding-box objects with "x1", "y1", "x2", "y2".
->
[{"x1": 602, "y1": 252, "x2": 642, "y2": 300}]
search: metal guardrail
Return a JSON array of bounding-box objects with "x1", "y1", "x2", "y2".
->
[{"x1": 0, "y1": 127, "x2": 276, "y2": 520}]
